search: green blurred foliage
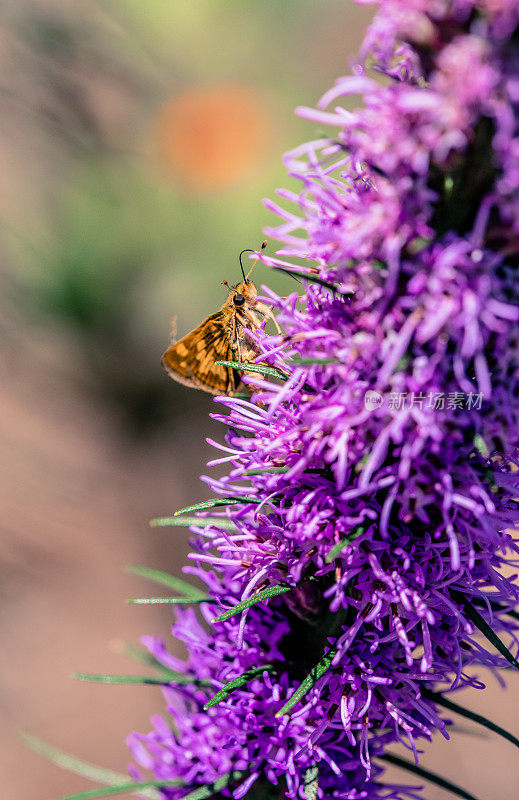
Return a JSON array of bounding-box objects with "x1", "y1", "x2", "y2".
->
[{"x1": 1, "y1": 0, "x2": 371, "y2": 433}]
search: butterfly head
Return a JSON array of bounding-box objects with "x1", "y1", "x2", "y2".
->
[
  {"x1": 231, "y1": 279, "x2": 257, "y2": 308},
  {"x1": 221, "y1": 241, "x2": 267, "y2": 310}
]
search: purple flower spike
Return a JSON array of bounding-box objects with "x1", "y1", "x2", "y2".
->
[{"x1": 129, "y1": 3, "x2": 519, "y2": 799}]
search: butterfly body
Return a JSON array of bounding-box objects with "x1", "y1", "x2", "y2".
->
[{"x1": 162, "y1": 279, "x2": 271, "y2": 395}]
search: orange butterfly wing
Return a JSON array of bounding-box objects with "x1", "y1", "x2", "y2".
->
[{"x1": 161, "y1": 311, "x2": 237, "y2": 395}]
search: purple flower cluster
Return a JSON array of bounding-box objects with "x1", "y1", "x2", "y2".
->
[{"x1": 129, "y1": 2, "x2": 519, "y2": 799}]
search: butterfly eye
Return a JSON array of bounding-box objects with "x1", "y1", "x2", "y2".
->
[{"x1": 233, "y1": 293, "x2": 245, "y2": 306}]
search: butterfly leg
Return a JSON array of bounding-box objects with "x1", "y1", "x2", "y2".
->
[
  {"x1": 268, "y1": 308, "x2": 282, "y2": 335},
  {"x1": 255, "y1": 302, "x2": 282, "y2": 335}
]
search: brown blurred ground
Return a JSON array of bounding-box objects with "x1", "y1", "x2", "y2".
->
[
  {"x1": 0, "y1": 326, "x2": 212, "y2": 799},
  {"x1": 0, "y1": 2, "x2": 517, "y2": 799}
]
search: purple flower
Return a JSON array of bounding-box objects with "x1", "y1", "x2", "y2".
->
[{"x1": 129, "y1": 2, "x2": 519, "y2": 799}]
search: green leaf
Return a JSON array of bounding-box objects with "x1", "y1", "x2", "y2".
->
[
  {"x1": 325, "y1": 526, "x2": 364, "y2": 563},
  {"x1": 380, "y1": 753, "x2": 481, "y2": 800},
  {"x1": 204, "y1": 665, "x2": 274, "y2": 710},
  {"x1": 241, "y1": 465, "x2": 331, "y2": 477},
  {"x1": 179, "y1": 773, "x2": 232, "y2": 800},
  {"x1": 212, "y1": 584, "x2": 293, "y2": 622},
  {"x1": 394, "y1": 355, "x2": 410, "y2": 373},
  {"x1": 21, "y1": 733, "x2": 150, "y2": 794},
  {"x1": 212, "y1": 577, "x2": 316, "y2": 623},
  {"x1": 451, "y1": 591, "x2": 519, "y2": 670},
  {"x1": 355, "y1": 453, "x2": 370, "y2": 471},
  {"x1": 127, "y1": 597, "x2": 209, "y2": 605},
  {"x1": 53, "y1": 780, "x2": 184, "y2": 800},
  {"x1": 473, "y1": 434, "x2": 489, "y2": 457},
  {"x1": 242, "y1": 466, "x2": 290, "y2": 476},
  {"x1": 111, "y1": 641, "x2": 157, "y2": 667},
  {"x1": 174, "y1": 497, "x2": 260, "y2": 515},
  {"x1": 73, "y1": 672, "x2": 210, "y2": 687},
  {"x1": 111, "y1": 641, "x2": 174, "y2": 675},
  {"x1": 150, "y1": 516, "x2": 237, "y2": 531},
  {"x1": 422, "y1": 689, "x2": 519, "y2": 749},
  {"x1": 216, "y1": 360, "x2": 289, "y2": 382},
  {"x1": 275, "y1": 647, "x2": 337, "y2": 717},
  {"x1": 303, "y1": 766, "x2": 319, "y2": 800},
  {"x1": 289, "y1": 357, "x2": 339, "y2": 366},
  {"x1": 406, "y1": 237, "x2": 430, "y2": 256},
  {"x1": 22, "y1": 733, "x2": 173, "y2": 799},
  {"x1": 125, "y1": 564, "x2": 206, "y2": 600},
  {"x1": 179, "y1": 788, "x2": 212, "y2": 800},
  {"x1": 273, "y1": 266, "x2": 339, "y2": 292}
]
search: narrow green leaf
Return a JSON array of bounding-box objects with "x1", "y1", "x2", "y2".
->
[
  {"x1": 380, "y1": 753, "x2": 481, "y2": 800},
  {"x1": 150, "y1": 516, "x2": 237, "y2": 531},
  {"x1": 73, "y1": 672, "x2": 210, "y2": 687},
  {"x1": 179, "y1": 787, "x2": 214, "y2": 800},
  {"x1": 273, "y1": 266, "x2": 339, "y2": 291},
  {"x1": 303, "y1": 765, "x2": 319, "y2": 800},
  {"x1": 111, "y1": 642, "x2": 176, "y2": 677},
  {"x1": 356, "y1": 453, "x2": 370, "y2": 470},
  {"x1": 451, "y1": 591, "x2": 519, "y2": 670},
  {"x1": 128, "y1": 597, "x2": 209, "y2": 605},
  {"x1": 473, "y1": 434, "x2": 489, "y2": 457},
  {"x1": 204, "y1": 665, "x2": 274, "y2": 710},
  {"x1": 242, "y1": 465, "x2": 330, "y2": 478},
  {"x1": 289, "y1": 357, "x2": 339, "y2": 366},
  {"x1": 325, "y1": 526, "x2": 364, "y2": 563},
  {"x1": 212, "y1": 577, "x2": 316, "y2": 623},
  {"x1": 242, "y1": 466, "x2": 290, "y2": 476},
  {"x1": 52, "y1": 780, "x2": 183, "y2": 800},
  {"x1": 216, "y1": 360, "x2": 289, "y2": 382},
  {"x1": 212, "y1": 584, "x2": 293, "y2": 622},
  {"x1": 111, "y1": 641, "x2": 158, "y2": 668},
  {"x1": 21, "y1": 733, "x2": 146, "y2": 794},
  {"x1": 422, "y1": 689, "x2": 519, "y2": 749},
  {"x1": 125, "y1": 564, "x2": 206, "y2": 600},
  {"x1": 394, "y1": 356, "x2": 410, "y2": 373},
  {"x1": 275, "y1": 647, "x2": 337, "y2": 718},
  {"x1": 179, "y1": 773, "x2": 232, "y2": 800},
  {"x1": 174, "y1": 497, "x2": 260, "y2": 515}
]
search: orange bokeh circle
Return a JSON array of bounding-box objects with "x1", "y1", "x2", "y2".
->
[{"x1": 155, "y1": 84, "x2": 272, "y2": 193}]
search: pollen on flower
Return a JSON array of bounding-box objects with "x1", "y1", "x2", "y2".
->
[{"x1": 130, "y1": 3, "x2": 519, "y2": 799}]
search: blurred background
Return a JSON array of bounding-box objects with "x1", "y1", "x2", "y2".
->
[{"x1": 0, "y1": 2, "x2": 516, "y2": 799}]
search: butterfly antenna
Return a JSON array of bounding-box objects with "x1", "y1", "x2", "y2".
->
[
  {"x1": 243, "y1": 240, "x2": 267, "y2": 280},
  {"x1": 238, "y1": 249, "x2": 253, "y2": 282}
]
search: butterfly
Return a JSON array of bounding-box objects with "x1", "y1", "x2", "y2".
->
[{"x1": 162, "y1": 242, "x2": 276, "y2": 395}]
